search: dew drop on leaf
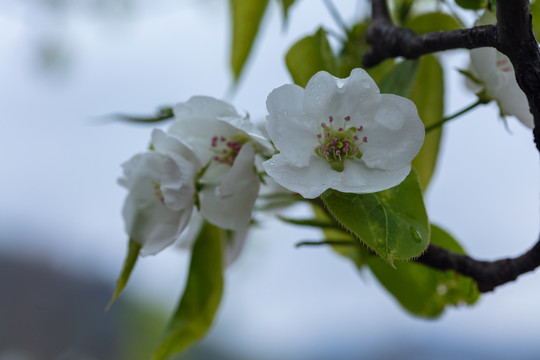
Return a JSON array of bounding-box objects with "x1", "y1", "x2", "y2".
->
[{"x1": 409, "y1": 226, "x2": 422, "y2": 243}]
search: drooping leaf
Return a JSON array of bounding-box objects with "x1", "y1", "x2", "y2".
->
[
  {"x1": 285, "y1": 28, "x2": 337, "y2": 87},
  {"x1": 321, "y1": 170, "x2": 429, "y2": 264},
  {"x1": 455, "y1": 0, "x2": 486, "y2": 10},
  {"x1": 112, "y1": 107, "x2": 174, "y2": 124},
  {"x1": 409, "y1": 55, "x2": 444, "y2": 190},
  {"x1": 153, "y1": 222, "x2": 223, "y2": 359},
  {"x1": 367, "y1": 224, "x2": 480, "y2": 317},
  {"x1": 229, "y1": 0, "x2": 270, "y2": 81},
  {"x1": 406, "y1": 12, "x2": 462, "y2": 34},
  {"x1": 107, "y1": 239, "x2": 141, "y2": 310},
  {"x1": 378, "y1": 59, "x2": 419, "y2": 97}
]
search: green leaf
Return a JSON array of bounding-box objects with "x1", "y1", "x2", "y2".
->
[
  {"x1": 320, "y1": 170, "x2": 429, "y2": 264},
  {"x1": 405, "y1": 12, "x2": 462, "y2": 34},
  {"x1": 378, "y1": 59, "x2": 419, "y2": 96},
  {"x1": 367, "y1": 224, "x2": 480, "y2": 317},
  {"x1": 277, "y1": 216, "x2": 340, "y2": 229},
  {"x1": 107, "y1": 239, "x2": 141, "y2": 310},
  {"x1": 312, "y1": 204, "x2": 369, "y2": 270},
  {"x1": 229, "y1": 0, "x2": 270, "y2": 81},
  {"x1": 409, "y1": 55, "x2": 444, "y2": 190},
  {"x1": 112, "y1": 107, "x2": 174, "y2": 124},
  {"x1": 277, "y1": 0, "x2": 296, "y2": 25},
  {"x1": 455, "y1": 0, "x2": 486, "y2": 10},
  {"x1": 531, "y1": 0, "x2": 540, "y2": 40},
  {"x1": 153, "y1": 222, "x2": 224, "y2": 359},
  {"x1": 285, "y1": 28, "x2": 337, "y2": 87},
  {"x1": 391, "y1": 0, "x2": 415, "y2": 25}
]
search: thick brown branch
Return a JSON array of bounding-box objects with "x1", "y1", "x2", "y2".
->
[
  {"x1": 496, "y1": 0, "x2": 540, "y2": 151},
  {"x1": 415, "y1": 238, "x2": 540, "y2": 292},
  {"x1": 365, "y1": 0, "x2": 540, "y2": 150},
  {"x1": 363, "y1": 25, "x2": 497, "y2": 67}
]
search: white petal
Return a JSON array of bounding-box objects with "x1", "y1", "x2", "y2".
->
[
  {"x1": 266, "y1": 84, "x2": 318, "y2": 167},
  {"x1": 263, "y1": 154, "x2": 331, "y2": 198},
  {"x1": 200, "y1": 145, "x2": 259, "y2": 230},
  {"x1": 223, "y1": 225, "x2": 249, "y2": 267},
  {"x1": 120, "y1": 152, "x2": 194, "y2": 256},
  {"x1": 336, "y1": 161, "x2": 411, "y2": 194},
  {"x1": 175, "y1": 209, "x2": 203, "y2": 250},
  {"x1": 218, "y1": 116, "x2": 274, "y2": 154},
  {"x1": 216, "y1": 142, "x2": 256, "y2": 198},
  {"x1": 170, "y1": 96, "x2": 240, "y2": 164},
  {"x1": 303, "y1": 69, "x2": 379, "y2": 118},
  {"x1": 360, "y1": 94, "x2": 425, "y2": 170}
]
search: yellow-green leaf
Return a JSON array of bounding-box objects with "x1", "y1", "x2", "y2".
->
[
  {"x1": 229, "y1": 0, "x2": 269, "y2": 81},
  {"x1": 410, "y1": 55, "x2": 444, "y2": 190},
  {"x1": 285, "y1": 28, "x2": 337, "y2": 87},
  {"x1": 321, "y1": 170, "x2": 429, "y2": 264},
  {"x1": 378, "y1": 59, "x2": 419, "y2": 97},
  {"x1": 153, "y1": 222, "x2": 224, "y2": 359},
  {"x1": 367, "y1": 224, "x2": 480, "y2": 317},
  {"x1": 405, "y1": 12, "x2": 462, "y2": 34},
  {"x1": 106, "y1": 239, "x2": 141, "y2": 310}
]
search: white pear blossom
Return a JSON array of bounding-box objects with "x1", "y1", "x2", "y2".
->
[
  {"x1": 263, "y1": 68, "x2": 425, "y2": 199},
  {"x1": 169, "y1": 96, "x2": 273, "y2": 230},
  {"x1": 119, "y1": 129, "x2": 200, "y2": 256},
  {"x1": 467, "y1": 11, "x2": 534, "y2": 129}
]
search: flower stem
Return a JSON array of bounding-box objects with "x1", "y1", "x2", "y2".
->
[
  {"x1": 425, "y1": 99, "x2": 485, "y2": 133},
  {"x1": 322, "y1": 0, "x2": 349, "y2": 35}
]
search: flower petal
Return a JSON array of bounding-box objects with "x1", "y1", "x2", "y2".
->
[
  {"x1": 120, "y1": 152, "x2": 194, "y2": 256},
  {"x1": 266, "y1": 84, "x2": 318, "y2": 167},
  {"x1": 200, "y1": 143, "x2": 259, "y2": 230},
  {"x1": 360, "y1": 94, "x2": 425, "y2": 170},
  {"x1": 263, "y1": 154, "x2": 332, "y2": 198}
]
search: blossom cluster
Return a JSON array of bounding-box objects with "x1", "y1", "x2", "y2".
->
[{"x1": 119, "y1": 69, "x2": 425, "y2": 263}]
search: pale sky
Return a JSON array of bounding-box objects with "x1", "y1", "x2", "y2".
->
[{"x1": 1, "y1": 0, "x2": 539, "y2": 358}]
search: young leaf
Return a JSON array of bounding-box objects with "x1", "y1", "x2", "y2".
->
[
  {"x1": 378, "y1": 59, "x2": 419, "y2": 97},
  {"x1": 107, "y1": 239, "x2": 141, "y2": 310},
  {"x1": 153, "y1": 222, "x2": 224, "y2": 359},
  {"x1": 367, "y1": 224, "x2": 480, "y2": 317},
  {"x1": 312, "y1": 204, "x2": 369, "y2": 270},
  {"x1": 278, "y1": 0, "x2": 296, "y2": 25},
  {"x1": 455, "y1": 0, "x2": 486, "y2": 10},
  {"x1": 229, "y1": 0, "x2": 270, "y2": 81},
  {"x1": 285, "y1": 28, "x2": 337, "y2": 87},
  {"x1": 111, "y1": 107, "x2": 174, "y2": 124},
  {"x1": 320, "y1": 170, "x2": 429, "y2": 264},
  {"x1": 409, "y1": 55, "x2": 444, "y2": 190},
  {"x1": 405, "y1": 12, "x2": 462, "y2": 34}
]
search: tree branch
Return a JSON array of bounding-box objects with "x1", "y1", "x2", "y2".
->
[
  {"x1": 415, "y1": 238, "x2": 540, "y2": 292},
  {"x1": 362, "y1": 0, "x2": 540, "y2": 291},
  {"x1": 364, "y1": 0, "x2": 540, "y2": 150},
  {"x1": 363, "y1": 0, "x2": 498, "y2": 67}
]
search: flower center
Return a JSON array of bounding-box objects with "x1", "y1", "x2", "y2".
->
[
  {"x1": 315, "y1": 115, "x2": 367, "y2": 172},
  {"x1": 210, "y1": 133, "x2": 250, "y2": 166},
  {"x1": 153, "y1": 182, "x2": 165, "y2": 205}
]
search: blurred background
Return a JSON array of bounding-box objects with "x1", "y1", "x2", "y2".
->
[{"x1": 1, "y1": 0, "x2": 540, "y2": 359}]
